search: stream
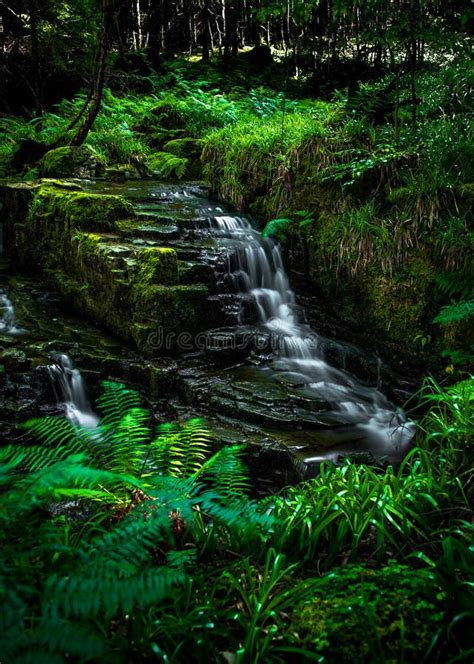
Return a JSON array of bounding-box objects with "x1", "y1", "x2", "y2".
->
[{"x1": 0, "y1": 180, "x2": 415, "y2": 481}]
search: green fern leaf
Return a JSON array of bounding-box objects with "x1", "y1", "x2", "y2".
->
[
  {"x1": 97, "y1": 381, "x2": 143, "y2": 427},
  {"x1": 433, "y1": 299, "x2": 474, "y2": 325}
]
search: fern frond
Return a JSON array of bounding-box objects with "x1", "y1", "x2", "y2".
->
[
  {"x1": 80, "y1": 508, "x2": 173, "y2": 567},
  {"x1": 433, "y1": 299, "x2": 474, "y2": 325},
  {"x1": 180, "y1": 418, "x2": 212, "y2": 477},
  {"x1": 0, "y1": 458, "x2": 140, "y2": 522},
  {"x1": 198, "y1": 492, "x2": 274, "y2": 538},
  {"x1": 45, "y1": 553, "x2": 190, "y2": 619},
  {"x1": 198, "y1": 445, "x2": 250, "y2": 496},
  {"x1": 21, "y1": 417, "x2": 95, "y2": 464},
  {"x1": 436, "y1": 269, "x2": 474, "y2": 300},
  {"x1": 151, "y1": 418, "x2": 212, "y2": 478},
  {"x1": 25, "y1": 619, "x2": 109, "y2": 662},
  {"x1": 97, "y1": 381, "x2": 143, "y2": 427},
  {"x1": 100, "y1": 408, "x2": 150, "y2": 476}
]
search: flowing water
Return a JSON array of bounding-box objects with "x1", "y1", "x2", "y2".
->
[
  {"x1": 210, "y1": 213, "x2": 415, "y2": 463},
  {"x1": 0, "y1": 179, "x2": 415, "y2": 475},
  {"x1": 0, "y1": 289, "x2": 24, "y2": 335},
  {"x1": 47, "y1": 353, "x2": 99, "y2": 428}
]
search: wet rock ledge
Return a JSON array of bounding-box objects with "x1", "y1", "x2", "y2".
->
[{"x1": 0, "y1": 180, "x2": 219, "y2": 353}]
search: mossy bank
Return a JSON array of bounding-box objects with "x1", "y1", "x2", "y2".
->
[
  {"x1": 0, "y1": 180, "x2": 218, "y2": 353},
  {"x1": 203, "y1": 107, "x2": 473, "y2": 371}
]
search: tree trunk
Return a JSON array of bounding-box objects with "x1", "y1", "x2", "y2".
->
[
  {"x1": 70, "y1": 0, "x2": 110, "y2": 147},
  {"x1": 409, "y1": 0, "x2": 419, "y2": 129},
  {"x1": 29, "y1": 0, "x2": 43, "y2": 116},
  {"x1": 201, "y1": 0, "x2": 211, "y2": 60}
]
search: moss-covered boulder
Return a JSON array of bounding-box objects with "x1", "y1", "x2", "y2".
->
[
  {"x1": 0, "y1": 348, "x2": 31, "y2": 371},
  {"x1": 38, "y1": 145, "x2": 106, "y2": 178},
  {"x1": 163, "y1": 138, "x2": 204, "y2": 178},
  {"x1": 30, "y1": 185, "x2": 135, "y2": 232},
  {"x1": 292, "y1": 563, "x2": 446, "y2": 663},
  {"x1": 0, "y1": 181, "x2": 221, "y2": 354},
  {"x1": 136, "y1": 248, "x2": 178, "y2": 286},
  {"x1": 105, "y1": 164, "x2": 142, "y2": 182}
]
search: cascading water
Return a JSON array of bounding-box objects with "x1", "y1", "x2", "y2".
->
[
  {"x1": 47, "y1": 353, "x2": 99, "y2": 428},
  {"x1": 0, "y1": 289, "x2": 25, "y2": 335},
  {"x1": 212, "y1": 214, "x2": 415, "y2": 462}
]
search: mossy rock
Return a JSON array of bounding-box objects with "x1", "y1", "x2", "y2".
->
[
  {"x1": 292, "y1": 563, "x2": 446, "y2": 663},
  {"x1": 39, "y1": 179, "x2": 83, "y2": 191},
  {"x1": 131, "y1": 284, "x2": 213, "y2": 351},
  {"x1": 105, "y1": 164, "x2": 141, "y2": 182},
  {"x1": 0, "y1": 348, "x2": 31, "y2": 371},
  {"x1": 136, "y1": 247, "x2": 178, "y2": 286},
  {"x1": 31, "y1": 187, "x2": 135, "y2": 232},
  {"x1": 365, "y1": 255, "x2": 436, "y2": 351},
  {"x1": 162, "y1": 138, "x2": 204, "y2": 179},
  {"x1": 38, "y1": 145, "x2": 106, "y2": 178}
]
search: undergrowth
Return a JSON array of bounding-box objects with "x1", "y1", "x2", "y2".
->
[{"x1": 1, "y1": 377, "x2": 472, "y2": 662}]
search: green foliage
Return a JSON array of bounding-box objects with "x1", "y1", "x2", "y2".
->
[
  {"x1": 262, "y1": 211, "x2": 314, "y2": 243},
  {"x1": 267, "y1": 452, "x2": 452, "y2": 565},
  {"x1": 220, "y1": 549, "x2": 321, "y2": 663},
  {"x1": 147, "y1": 151, "x2": 188, "y2": 179},
  {"x1": 434, "y1": 299, "x2": 474, "y2": 325},
  {"x1": 293, "y1": 562, "x2": 447, "y2": 663},
  {"x1": 1, "y1": 377, "x2": 473, "y2": 661}
]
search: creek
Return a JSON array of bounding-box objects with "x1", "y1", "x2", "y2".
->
[{"x1": 0, "y1": 180, "x2": 415, "y2": 481}]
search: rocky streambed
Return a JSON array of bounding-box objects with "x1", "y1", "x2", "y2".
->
[{"x1": 0, "y1": 178, "x2": 417, "y2": 489}]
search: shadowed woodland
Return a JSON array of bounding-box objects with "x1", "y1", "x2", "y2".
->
[{"x1": 0, "y1": 1, "x2": 473, "y2": 662}]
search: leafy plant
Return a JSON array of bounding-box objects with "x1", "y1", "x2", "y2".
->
[{"x1": 262, "y1": 210, "x2": 314, "y2": 243}]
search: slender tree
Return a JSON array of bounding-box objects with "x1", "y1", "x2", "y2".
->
[{"x1": 70, "y1": 0, "x2": 112, "y2": 146}]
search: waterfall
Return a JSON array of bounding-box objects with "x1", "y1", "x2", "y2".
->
[
  {"x1": 47, "y1": 353, "x2": 99, "y2": 428},
  {"x1": 0, "y1": 289, "x2": 25, "y2": 336},
  {"x1": 212, "y1": 214, "x2": 414, "y2": 459}
]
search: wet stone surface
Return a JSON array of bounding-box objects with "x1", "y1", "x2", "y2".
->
[{"x1": 0, "y1": 179, "x2": 417, "y2": 485}]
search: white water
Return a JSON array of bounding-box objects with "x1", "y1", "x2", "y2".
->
[
  {"x1": 212, "y1": 214, "x2": 414, "y2": 460},
  {"x1": 0, "y1": 289, "x2": 25, "y2": 335},
  {"x1": 47, "y1": 353, "x2": 99, "y2": 428}
]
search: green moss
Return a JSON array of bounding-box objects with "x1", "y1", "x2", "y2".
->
[
  {"x1": 163, "y1": 138, "x2": 202, "y2": 158},
  {"x1": 131, "y1": 284, "x2": 212, "y2": 352},
  {"x1": 104, "y1": 164, "x2": 141, "y2": 182},
  {"x1": 366, "y1": 255, "x2": 436, "y2": 350},
  {"x1": 293, "y1": 563, "x2": 446, "y2": 663},
  {"x1": 1, "y1": 182, "x2": 221, "y2": 353},
  {"x1": 162, "y1": 138, "x2": 204, "y2": 178},
  {"x1": 136, "y1": 247, "x2": 178, "y2": 286},
  {"x1": 39, "y1": 179, "x2": 83, "y2": 191},
  {"x1": 38, "y1": 145, "x2": 106, "y2": 178},
  {"x1": 30, "y1": 187, "x2": 135, "y2": 232},
  {"x1": 132, "y1": 283, "x2": 207, "y2": 316}
]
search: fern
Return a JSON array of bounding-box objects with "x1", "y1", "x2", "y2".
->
[
  {"x1": 46, "y1": 562, "x2": 189, "y2": 619},
  {"x1": 433, "y1": 299, "x2": 474, "y2": 325},
  {"x1": 262, "y1": 211, "x2": 314, "y2": 243},
  {"x1": 262, "y1": 217, "x2": 293, "y2": 243},
  {"x1": 101, "y1": 407, "x2": 150, "y2": 476},
  {"x1": 435, "y1": 269, "x2": 474, "y2": 301},
  {"x1": 147, "y1": 151, "x2": 188, "y2": 179},
  {"x1": 199, "y1": 444, "x2": 250, "y2": 496},
  {"x1": 0, "y1": 381, "x2": 271, "y2": 662},
  {"x1": 97, "y1": 380, "x2": 143, "y2": 427},
  {"x1": 151, "y1": 417, "x2": 213, "y2": 478}
]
